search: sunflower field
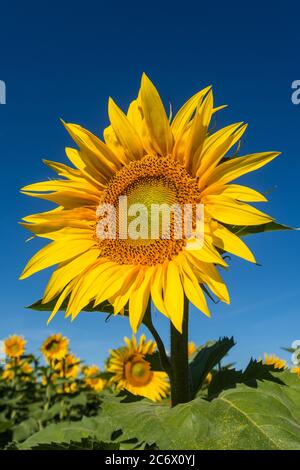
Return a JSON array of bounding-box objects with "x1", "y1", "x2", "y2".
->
[
  {"x1": 1, "y1": 331, "x2": 300, "y2": 450},
  {"x1": 3, "y1": 74, "x2": 297, "y2": 451}
]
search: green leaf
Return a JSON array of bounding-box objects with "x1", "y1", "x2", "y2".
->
[
  {"x1": 0, "y1": 420, "x2": 12, "y2": 434},
  {"x1": 18, "y1": 413, "x2": 116, "y2": 449},
  {"x1": 208, "y1": 359, "x2": 285, "y2": 399},
  {"x1": 144, "y1": 351, "x2": 166, "y2": 372},
  {"x1": 190, "y1": 337, "x2": 235, "y2": 397},
  {"x1": 12, "y1": 418, "x2": 39, "y2": 442},
  {"x1": 18, "y1": 438, "x2": 120, "y2": 450},
  {"x1": 227, "y1": 221, "x2": 294, "y2": 238},
  {"x1": 27, "y1": 297, "x2": 116, "y2": 315},
  {"x1": 98, "y1": 371, "x2": 300, "y2": 450}
]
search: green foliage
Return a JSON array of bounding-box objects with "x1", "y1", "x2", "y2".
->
[
  {"x1": 227, "y1": 221, "x2": 294, "y2": 237},
  {"x1": 1, "y1": 333, "x2": 300, "y2": 450},
  {"x1": 16, "y1": 371, "x2": 300, "y2": 450},
  {"x1": 27, "y1": 298, "x2": 116, "y2": 315},
  {"x1": 207, "y1": 359, "x2": 285, "y2": 398},
  {"x1": 189, "y1": 337, "x2": 235, "y2": 397}
]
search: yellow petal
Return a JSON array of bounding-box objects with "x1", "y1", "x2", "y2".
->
[
  {"x1": 139, "y1": 73, "x2": 173, "y2": 156},
  {"x1": 177, "y1": 256, "x2": 210, "y2": 317},
  {"x1": 164, "y1": 261, "x2": 184, "y2": 333},
  {"x1": 103, "y1": 125, "x2": 128, "y2": 164},
  {"x1": 67, "y1": 261, "x2": 116, "y2": 319},
  {"x1": 129, "y1": 268, "x2": 153, "y2": 333},
  {"x1": 47, "y1": 282, "x2": 74, "y2": 323},
  {"x1": 43, "y1": 159, "x2": 80, "y2": 179},
  {"x1": 209, "y1": 222, "x2": 256, "y2": 263},
  {"x1": 192, "y1": 261, "x2": 230, "y2": 304},
  {"x1": 127, "y1": 99, "x2": 143, "y2": 132},
  {"x1": 185, "y1": 90, "x2": 214, "y2": 174},
  {"x1": 94, "y1": 264, "x2": 133, "y2": 305},
  {"x1": 43, "y1": 249, "x2": 100, "y2": 303},
  {"x1": 204, "y1": 195, "x2": 273, "y2": 225},
  {"x1": 197, "y1": 123, "x2": 247, "y2": 182},
  {"x1": 108, "y1": 98, "x2": 144, "y2": 161},
  {"x1": 65, "y1": 147, "x2": 106, "y2": 189},
  {"x1": 112, "y1": 267, "x2": 139, "y2": 315},
  {"x1": 171, "y1": 86, "x2": 211, "y2": 139},
  {"x1": 205, "y1": 151, "x2": 281, "y2": 186},
  {"x1": 215, "y1": 184, "x2": 267, "y2": 202},
  {"x1": 21, "y1": 189, "x2": 99, "y2": 209},
  {"x1": 20, "y1": 238, "x2": 96, "y2": 280},
  {"x1": 185, "y1": 238, "x2": 228, "y2": 266},
  {"x1": 63, "y1": 122, "x2": 120, "y2": 178},
  {"x1": 150, "y1": 264, "x2": 168, "y2": 317}
]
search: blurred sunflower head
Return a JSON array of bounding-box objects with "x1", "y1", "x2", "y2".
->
[
  {"x1": 20, "y1": 360, "x2": 33, "y2": 381},
  {"x1": 2, "y1": 363, "x2": 14, "y2": 381},
  {"x1": 54, "y1": 353, "x2": 80, "y2": 379},
  {"x1": 57, "y1": 382, "x2": 78, "y2": 394},
  {"x1": 107, "y1": 335, "x2": 169, "y2": 402},
  {"x1": 41, "y1": 333, "x2": 69, "y2": 361},
  {"x1": 83, "y1": 365, "x2": 106, "y2": 392},
  {"x1": 262, "y1": 353, "x2": 287, "y2": 370},
  {"x1": 2, "y1": 359, "x2": 33, "y2": 383},
  {"x1": 20, "y1": 74, "x2": 280, "y2": 333},
  {"x1": 188, "y1": 341, "x2": 197, "y2": 357},
  {"x1": 4, "y1": 335, "x2": 26, "y2": 358},
  {"x1": 291, "y1": 367, "x2": 300, "y2": 379}
]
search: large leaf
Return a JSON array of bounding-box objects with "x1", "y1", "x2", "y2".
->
[
  {"x1": 208, "y1": 359, "x2": 286, "y2": 399},
  {"x1": 18, "y1": 372, "x2": 300, "y2": 450},
  {"x1": 12, "y1": 418, "x2": 39, "y2": 442},
  {"x1": 18, "y1": 413, "x2": 116, "y2": 449},
  {"x1": 19, "y1": 438, "x2": 120, "y2": 450},
  {"x1": 189, "y1": 337, "x2": 235, "y2": 397},
  {"x1": 98, "y1": 371, "x2": 300, "y2": 450}
]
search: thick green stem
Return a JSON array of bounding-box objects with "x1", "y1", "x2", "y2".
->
[{"x1": 170, "y1": 296, "x2": 191, "y2": 406}]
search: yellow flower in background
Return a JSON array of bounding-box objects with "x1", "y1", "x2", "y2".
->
[
  {"x1": 57, "y1": 382, "x2": 78, "y2": 394},
  {"x1": 1, "y1": 359, "x2": 33, "y2": 382},
  {"x1": 204, "y1": 372, "x2": 213, "y2": 386},
  {"x1": 291, "y1": 367, "x2": 300, "y2": 378},
  {"x1": 262, "y1": 353, "x2": 287, "y2": 370},
  {"x1": 83, "y1": 365, "x2": 106, "y2": 392},
  {"x1": 4, "y1": 335, "x2": 26, "y2": 358},
  {"x1": 20, "y1": 74, "x2": 280, "y2": 333},
  {"x1": 20, "y1": 361, "x2": 33, "y2": 375},
  {"x1": 107, "y1": 335, "x2": 169, "y2": 402},
  {"x1": 2, "y1": 362, "x2": 14, "y2": 381},
  {"x1": 188, "y1": 342, "x2": 197, "y2": 357},
  {"x1": 41, "y1": 333, "x2": 69, "y2": 361},
  {"x1": 54, "y1": 353, "x2": 80, "y2": 379}
]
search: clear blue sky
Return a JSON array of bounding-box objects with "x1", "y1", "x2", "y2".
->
[{"x1": 0, "y1": 1, "x2": 299, "y2": 369}]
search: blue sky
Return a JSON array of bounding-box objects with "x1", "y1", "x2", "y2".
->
[{"x1": 0, "y1": 1, "x2": 299, "y2": 369}]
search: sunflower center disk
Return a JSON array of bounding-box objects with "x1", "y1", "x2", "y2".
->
[
  {"x1": 125, "y1": 357, "x2": 152, "y2": 386},
  {"x1": 46, "y1": 341, "x2": 59, "y2": 352},
  {"x1": 96, "y1": 155, "x2": 201, "y2": 265}
]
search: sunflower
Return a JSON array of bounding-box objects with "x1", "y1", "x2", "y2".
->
[
  {"x1": 2, "y1": 363, "x2": 14, "y2": 381},
  {"x1": 41, "y1": 333, "x2": 69, "y2": 361},
  {"x1": 262, "y1": 353, "x2": 287, "y2": 370},
  {"x1": 1, "y1": 359, "x2": 33, "y2": 382},
  {"x1": 20, "y1": 74, "x2": 280, "y2": 332},
  {"x1": 54, "y1": 353, "x2": 80, "y2": 379},
  {"x1": 291, "y1": 367, "x2": 300, "y2": 378},
  {"x1": 188, "y1": 341, "x2": 197, "y2": 357},
  {"x1": 4, "y1": 335, "x2": 26, "y2": 358},
  {"x1": 57, "y1": 382, "x2": 78, "y2": 394},
  {"x1": 83, "y1": 365, "x2": 106, "y2": 392},
  {"x1": 107, "y1": 335, "x2": 170, "y2": 401}
]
